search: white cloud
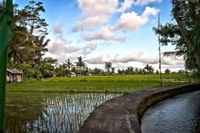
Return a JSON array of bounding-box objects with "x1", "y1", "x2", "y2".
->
[
  {"x1": 142, "y1": 6, "x2": 159, "y2": 17},
  {"x1": 54, "y1": 24, "x2": 63, "y2": 34},
  {"x1": 134, "y1": 0, "x2": 162, "y2": 5},
  {"x1": 73, "y1": 1, "x2": 160, "y2": 41},
  {"x1": 82, "y1": 27, "x2": 125, "y2": 41},
  {"x1": 86, "y1": 54, "x2": 111, "y2": 64},
  {"x1": 73, "y1": 16, "x2": 107, "y2": 32},
  {"x1": 81, "y1": 43, "x2": 97, "y2": 56},
  {"x1": 73, "y1": 0, "x2": 118, "y2": 32},
  {"x1": 86, "y1": 52, "x2": 184, "y2": 67},
  {"x1": 138, "y1": 54, "x2": 184, "y2": 66},
  {"x1": 47, "y1": 38, "x2": 97, "y2": 63},
  {"x1": 111, "y1": 52, "x2": 143, "y2": 63},
  {"x1": 87, "y1": 52, "x2": 143, "y2": 64},
  {"x1": 118, "y1": 0, "x2": 133, "y2": 13},
  {"x1": 116, "y1": 6, "x2": 159, "y2": 31},
  {"x1": 48, "y1": 39, "x2": 79, "y2": 56}
]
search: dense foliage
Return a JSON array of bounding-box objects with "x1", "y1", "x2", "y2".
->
[
  {"x1": 154, "y1": 0, "x2": 200, "y2": 76},
  {"x1": 0, "y1": 1, "x2": 51, "y2": 78}
]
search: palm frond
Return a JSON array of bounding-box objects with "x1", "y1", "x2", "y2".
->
[{"x1": 163, "y1": 51, "x2": 178, "y2": 57}]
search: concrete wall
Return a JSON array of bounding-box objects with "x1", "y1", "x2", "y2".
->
[{"x1": 78, "y1": 83, "x2": 200, "y2": 133}]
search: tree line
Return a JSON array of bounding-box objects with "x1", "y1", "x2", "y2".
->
[
  {"x1": 1, "y1": 0, "x2": 200, "y2": 79},
  {"x1": 56, "y1": 59, "x2": 176, "y2": 77}
]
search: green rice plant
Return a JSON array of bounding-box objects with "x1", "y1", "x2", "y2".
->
[
  {"x1": 5, "y1": 92, "x2": 121, "y2": 133},
  {"x1": 7, "y1": 74, "x2": 190, "y2": 93}
]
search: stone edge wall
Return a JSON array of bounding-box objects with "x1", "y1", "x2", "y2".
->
[{"x1": 78, "y1": 83, "x2": 200, "y2": 133}]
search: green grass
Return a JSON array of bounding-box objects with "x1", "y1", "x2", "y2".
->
[
  {"x1": 43, "y1": 74, "x2": 189, "y2": 82},
  {"x1": 7, "y1": 74, "x2": 192, "y2": 93}
]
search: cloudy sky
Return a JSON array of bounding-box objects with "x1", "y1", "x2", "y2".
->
[{"x1": 15, "y1": 0, "x2": 184, "y2": 71}]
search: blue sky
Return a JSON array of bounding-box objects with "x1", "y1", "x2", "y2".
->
[{"x1": 14, "y1": 0, "x2": 184, "y2": 71}]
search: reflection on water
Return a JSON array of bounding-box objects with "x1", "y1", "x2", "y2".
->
[
  {"x1": 5, "y1": 92, "x2": 121, "y2": 133},
  {"x1": 141, "y1": 91, "x2": 200, "y2": 133}
]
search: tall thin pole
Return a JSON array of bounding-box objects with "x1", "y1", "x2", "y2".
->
[
  {"x1": 0, "y1": 0, "x2": 13, "y2": 132},
  {"x1": 158, "y1": 12, "x2": 163, "y2": 86}
]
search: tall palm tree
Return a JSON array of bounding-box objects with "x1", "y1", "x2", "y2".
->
[
  {"x1": 76, "y1": 56, "x2": 86, "y2": 76},
  {"x1": 7, "y1": 2, "x2": 50, "y2": 68},
  {"x1": 5, "y1": 2, "x2": 43, "y2": 66},
  {"x1": 8, "y1": 26, "x2": 36, "y2": 64},
  {"x1": 33, "y1": 35, "x2": 50, "y2": 63},
  {"x1": 63, "y1": 59, "x2": 73, "y2": 77},
  {"x1": 65, "y1": 59, "x2": 73, "y2": 70}
]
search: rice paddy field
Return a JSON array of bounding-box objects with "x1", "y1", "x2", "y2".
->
[
  {"x1": 7, "y1": 74, "x2": 191, "y2": 93},
  {"x1": 5, "y1": 74, "x2": 192, "y2": 133},
  {"x1": 6, "y1": 92, "x2": 121, "y2": 133}
]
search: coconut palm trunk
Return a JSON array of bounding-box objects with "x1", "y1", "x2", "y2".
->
[
  {"x1": 76, "y1": 56, "x2": 85, "y2": 76},
  {"x1": 0, "y1": 0, "x2": 13, "y2": 132}
]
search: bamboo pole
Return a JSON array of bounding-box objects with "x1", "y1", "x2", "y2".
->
[
  {"x1": 0, "y1": 0, "x2": 13, "y2": 132},
  {"x1": 158, "y1": 12, "x2": 163, "y2": 86}
]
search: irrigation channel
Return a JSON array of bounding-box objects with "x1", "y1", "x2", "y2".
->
[
  {"x1": 141, "y1": 90, "x2": 200, "y2": 133},
  {"x1": 5, "y1": 92, "x2": 121, "y2": 133}
]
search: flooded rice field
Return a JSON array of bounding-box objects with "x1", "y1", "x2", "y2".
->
[
  {"x1": 141, "y1": 90, "x2": 200, "y2": 133},
  {"x1": 5, "y1": 92, "x2": 121, "y2": 133}
]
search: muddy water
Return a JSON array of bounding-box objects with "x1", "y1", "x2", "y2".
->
[{"x1": 141, "y1": 91, "x2": 200, "y2": 133}]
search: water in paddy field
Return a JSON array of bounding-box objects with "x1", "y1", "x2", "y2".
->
[
  {"x1": 141, "y1": 90, "x2": 200, "y2": 133},
  {"x1": 5, "y1": 92, "x2": 121, "y2": 133}
]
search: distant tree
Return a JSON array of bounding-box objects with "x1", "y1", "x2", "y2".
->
[
  {"x1": 105, "y1": 62, "x2": 112, "y2": 73},
  {"x1": 111, "y1": 67, "x2": 115, "y2": 74},
  {"x1": 117, "y1": 69, "x2": 120, "y2": 74},
  {"x1": 126, "y1": 67, "x2": 135, "y2": 74},
  {"x1": 117, "y1": 69, "x2": 126, "y2": 75},
  {"x1": 165, "y1": 68, "x2": 171, "y2": 74},
  {"x1": 17, "y1": 62, "x2": 41, "y2": 79},
  {"x1": 34, "y1": 36, "x2": 50, "y2": 63},
  {"x1": 55, "y1": 66, "x2": 65, "y2": 77},
  {"x1": 92, "y1": 68, "x2": 102, "y2": 75},
  {"x1": 117, "y1": 69, "x2": 121, "y2": 74},
  {"x1": 76, "y1": 56, "x2": 86, "y2": 76},
  {"x1": 178, "y1": 69, "x2": 185, "y2": 74},
  {"x1": 55, "y1": 59, "x2": 73, "y2": 77},
  {"x1": 155, "y1": 70, "x2": 160, "y2": 74},
  {"x1": 135, "y1": 68, "x2": 139, "y2": 74},
  {"x1": 71, "y1": 67, "x2": 76, "y2": 73},
  {"x1": 65, "y1": 59, "x2": 73, "y2": 71},
  {"x1": 143, "y1": 64, "x2": 154, "y2": 74},
  {"x1": 85, "y1": 67, "x2": 90, "y2": 75},
  {"x1": 38, "y1": 57, "x2": 57, "y2": 78}
]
